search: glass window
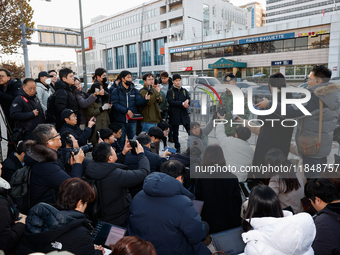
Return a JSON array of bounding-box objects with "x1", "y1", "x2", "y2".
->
[
  {"x1": 188, "y1": 51, "x2": 195, "y2": 60},
  {"x1": 208, "y1": 48, "x2": 216, "y2": 58},
  {"x1": 285, "y1": 66, "x2": 294, "y2": 76},
  {"x1": 127, "y1": 44, "x2": 137, "y2": 68},
  {"x1": 171, "y1": 53, "x2": 181, "y2": 62},
  {"x1": 181, "y1": 51, "x2": 189, "y2": 61},
  {"x1": 115, "y1": 46, "x2": 125, "y2": 69},
  {"x1": 270, "y1": 40, "x2": 283, "y2": 52},
  {"x1": 271, "y1": 67, "x2": 280, "y2": 74},
  {"x1": 284, "y1": 39, "x2": 295, "y2": 51},
  {"x1": 107, "y1": 48, "x2": 113, "y2": 70},
  {"x1": 203, "y1": 49, "x2": 209, "y2": 58},
  {"x1": 295, "y1": 37, "x2": 307, "y2": 50},
  {"x1": 216, "y1": 47, "x2": 224, "y2": 57},
  {"x1": 263, "y1": 67, "x2": 270, "y2": 77},
  {"x1": 308, "y1": 36, "x2": 320, "y2": 49},
  {"x1": 203, "y1": 4, "x2": 210, "y2": 36},
  {"x1": 233, "y1": 45, "x2": 242, "y2": 56},
  {"x1": 321, "y1": 34, "x2": 330, "y2": 48},
  {"x1": 195, "y1": 50, "x2": 202, "y2": 59},
  {"x1": 295, "y1": 65, "x2": 305, "y2": 76},
  {"x1": 142, "y1": 41, "x2": 151, "y2": 66},
  {"x1": 246, "y1": 68, "x2": 253, "y2": 76},
  {"x1": 224, "y1": 46, "x2": 233, "y2": 56}
]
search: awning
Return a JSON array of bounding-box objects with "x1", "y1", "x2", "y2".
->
[{"x1": 208, "y1": 58, "x2": 247, "y2": 69}]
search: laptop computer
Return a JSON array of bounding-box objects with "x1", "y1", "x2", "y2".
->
[
  {"x1": 92, "y1": 221, "x2": 126, "y2": 248},
  {"x1": 211, "y1": 226, "x2": 245, "y2": 255},
  {"x1": 192, "y1": 200, "x2": 204, "y2": 215}
]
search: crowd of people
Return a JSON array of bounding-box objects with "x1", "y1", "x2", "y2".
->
[{"x1": 0, "y1": 65, "x2": 339, "y2": 255}]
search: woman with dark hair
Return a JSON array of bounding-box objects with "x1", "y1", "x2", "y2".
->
[
  {"x1": 86, "y1": 83, "x2": 112, "y2": 145},
  {"x1": 73, "y1": 77, "x2": 101, "y2": 129},
  {"x1": 265, "y1": 148, "x2": 304, "y2": 213},
  {"x1": 195, "y1": 144, "x2": 242, "y2": 234},
  {"x1": 17, "y1": 178, "x2": 104, "y2": 255},
  {"x1": 242, "y1": 185, "x2": 315, "y2": 254},
  {"x1": 246, "y1": 73, "x2": 294, "y2": 171},
  {"x1": 109, "y1": 236, "x2": 156, "y2": 255},
  {"x1": 157, "y1": 120, "x2": 170, "y2": 147}
]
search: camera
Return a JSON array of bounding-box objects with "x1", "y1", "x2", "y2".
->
[
  {"x1": 71, "y1": 143, "x2": 93, "y2": 155},
  {"x1": 129, "y1": 139, "x2": 138, "y2": 154},
  {"x1": 217, "y1": 106, "x2": 227, "y2": 116},
  {"x1": 12, "y1": 127, "x2": 25, "y2": 143}
]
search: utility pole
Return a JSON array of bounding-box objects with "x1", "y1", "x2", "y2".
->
[
  {"x1": 188, "y1": 16, "x2": 204, "y2": 76},
  {"x1": 20, "y1": 0, "x2": 30, "y2": 77},
  {"x1": 138, "y1": 3, "x2": 145, "y2": 79},
  {"x1": 78, "y1": 0, "x2": 87, "y2": 91}
]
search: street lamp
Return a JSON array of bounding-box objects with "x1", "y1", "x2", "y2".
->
[
  {"x1": 96, "y1": 42, "x2": 108, "y2": 70},
  {"x1": 188, "y1": 16, "x2": 204, "y2": 77}
]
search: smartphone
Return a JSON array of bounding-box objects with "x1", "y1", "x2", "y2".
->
[
  {"x1": 231, "y1": 110, "x2": 238, "y2": 120},
  {"x1": 164, "y1": 147, "x2": 177, "y2": 154},
  {"x1": 97, "y1": 131, "x2": 100, "y2": 138},
  {"x1": 93, "y1": 117, "x2": 96, "y2": 122},
  {"x1": 95, "y1": 88, "x2": 100, "y2": 93}
]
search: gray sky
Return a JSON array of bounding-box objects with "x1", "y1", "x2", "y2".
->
[{"x1": 2, "y1": 0, "x2": 266, "y2": 65}]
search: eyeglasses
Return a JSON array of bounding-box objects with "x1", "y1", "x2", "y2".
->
[{"x1": 47, "y1": 133, "x2": 60, "y2": 141}]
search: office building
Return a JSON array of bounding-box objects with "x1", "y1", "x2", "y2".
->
[{"x1": 240, "y1": 2, "x2": 266, "y2": 29}]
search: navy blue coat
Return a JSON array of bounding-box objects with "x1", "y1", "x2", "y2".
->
[
  {"x1": 166, "y1": 86, "x2": 190, "y2": 126},
  {"x1": 10, "y1": 88, "x2": 45, "y2": 141},
  {"x1": 127, "y1": 172, "x2": 210, "y2": 255},
  {"x1": 60, "y1": 123, "x2": 92, "y2": 146},
  {"x1": 111, "y1": 82, "x2": 147, "y2": 123},
  {"x1": 24, "y1": 140, "x2": 84, "y2": 208}
]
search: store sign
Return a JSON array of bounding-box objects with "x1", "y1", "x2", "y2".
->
[
  {"x1": 239, "y1": 33, "x2": 295, "y2": 45},
  {"x1": 220, "y1": 41, "x2": 236, "y2": 46},
  {"x1": 297, "y1": 31, "x2": 329, "y2": 37},
  {"x1": 179, "y1": 67, "x2": 193, "y2": 71},
  {"x1": 75, "y1": 37, "x2": 93, "y2": 52},
  {"x1": 271, "y1": 60, "x2": 293, "y2": 66},
  {"x1": 333, "y1": 66, "x2": 338, "y2": 71},
  {"x1": 169, "y1": 46, "x2": 197, "y2": 53}
]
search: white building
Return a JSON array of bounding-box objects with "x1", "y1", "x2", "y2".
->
[
  {"x1": 240, "y1": 2, "x2": 265, "y2": 29},
  {"x1": 266, "y1": 0, "x2": 340, "y2": 25},
  {"x1": 78, "y1": 0, "x2": 246, "y2": 81}
]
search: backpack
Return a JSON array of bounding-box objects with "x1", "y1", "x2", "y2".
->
[
  {"x1": 9, "y1": 165, "x2": 32, "y2": 214},
  {"x1": 46, "y1": 92, "x2": 57, "y2": 123},
  {"x1": 84, "y1": 178, "x2": 104, "y2": 225}
]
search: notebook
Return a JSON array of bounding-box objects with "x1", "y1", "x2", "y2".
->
[
  {"x1": 192, "y1": 200, "x2": 204, "y2": 215},
  {"x1": 92, "y1": 221, "x2": 126, "y2": 248},
  {"x1": 211, "y1": 226, "x2": 245, "y2": 255}
]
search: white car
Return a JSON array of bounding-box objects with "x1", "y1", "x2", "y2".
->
[{"x1": 252, "y1": 73, "x2": 267, "y2": 78}]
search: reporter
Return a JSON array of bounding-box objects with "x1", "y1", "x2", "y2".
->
[{"x1": 17, "y1": 178, "x2": 103, "y2": 255}]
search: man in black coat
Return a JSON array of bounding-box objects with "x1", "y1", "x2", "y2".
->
[
  {"x1": 84, "y1": 141, "x2": 150, "y2": 227},
  {"x1": 166, "y1": 74, "x2": 190, "y2": 153},
  {"x1": 1, "y1": 141, "x2": 25, "y2": 183},
  {"x1": 54, "y1": 68, "x2": 78, "y2": 131},
  {"x1": 10, "y1": 78, "x2": 46, "y2": 141},
  {"x1": 93, "y1": 67, "x2": 109, "y2": 93},
  {"x1": 305, "y1": 178, "x2": 340, "y2": 255},
  {"x1": 60, "y1": 109, "x2": 95, "y2": 146},
  {"x1": 0, "y1": 68, "x2": 22, "y2": 155},
  {"x1": 25, "y1": 124, "x2": 85, "y2": 208}
]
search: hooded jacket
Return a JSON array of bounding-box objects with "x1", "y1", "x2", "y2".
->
[
  {"x1": 10, "y1": 88, "x2": 46, "y2": 141},
  {"x1": 166, "y1": 86, "x2": 190, "y2": 126},
  {"x1": 312, "y1": 202, "x2": 340, "y2": 255},
  {"x1": 111, "y1": 81, "x2": 147, "y2": 123},
  {"x1": 84, "y1": 154, "x2": 150, "y2": 227},
  {"x1": 270, "y1": 83, "x2": 340, "y2": 158},
  {"x1": 17, "y1": 203, "x2": 100, "y2": 255},
  {"x1": 127, "y1": 172, "x2": 209, "y2": 255},
  {"x1": 0, "y1": 178, "x2": 25, "y2": 254},
  {"x1": 0, "y1": 78, "x2": 22, "y2": 129},
  {"x1": 242, "y1": 211, "x2": 316, "y2": 255},
  {"x1": 36, "y1": 81, "x2": 54, "y2": 113},
  {"x1": 24, "y1": 140, "x2": 84, "y2": 208}
]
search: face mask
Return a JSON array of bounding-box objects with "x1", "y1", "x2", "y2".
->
[
  {"x1": 45, "y1": 78, "x2": 51, "y2": 85},
  {"x1": 125, "y1": 80, "x2": 133, "y2": 86},
  {"x1": 102, "y1": 77, "x2": 107, "y2": 84}
]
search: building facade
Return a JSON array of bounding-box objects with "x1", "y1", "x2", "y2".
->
[
  {"x1": 78, "y1": 0, "x2": 246, "y2": 81},
  {"x1": 167, "y1": 14, "x2": 340, "y2": 79},
  {"x1": 240, "y1": 2, "x2": 266, "y2": 29},
  {"x1": 266, "y1": 0, "x2": 340, "y2": 25},
  {"x1": 30, "y1": 60, "x2": 77, "y2": 79}
]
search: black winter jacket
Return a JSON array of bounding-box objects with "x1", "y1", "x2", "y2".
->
[
  {"x1": 0, "y1": 184, "x2": 25, "y2": 254},
  {"x1": 10, "y1": 88, "x2": 46, "y2": 141},
  {"x1": 24, "y1": 140, "x2": 84, "y2": 208},
  {"x1": 1, "y1": 152, "x2": 23, "y2": 183},
  {"x1": 55, "y1": 80, "x2": 78, "y2": 129},
  {"x1": 17, "y1": 203, "x2": 100, "y2": 255},
  {"x1": 60, "y1": 123, "x2": 92, "y2": 146},
  {"x1": 84, "y1": 154, "x2": 150, "y2": 227},
  {"x1": 0, "y1": 78, "x2": 22, "y2": 129},
  {"x1": 167, "y1": 86, "x2": 190, "y2": 126},
  {"x1": 312, "y1": 202, "x2": 340, "y2": 255}
]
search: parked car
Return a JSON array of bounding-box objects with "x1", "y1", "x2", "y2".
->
[
  {"x1": 236, "y1": 81, "x2": 258, "y2": 93},
  {"x1": 134, "y1": 84, "x2": 143, "y2": 90},
  {"x1": 331, "y1": 77, "x2": 340, "y2": 80},
  {"x1": 194, "y1": 77, "x2": 221, "y2": 86},
  {"x1": 252, "y1": 73, "x2": 267, "y2": 78},
  {"x1": 133, "y1": 79, "x2": 144, "y2": 85}
]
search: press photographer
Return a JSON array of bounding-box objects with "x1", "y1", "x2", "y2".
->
[{"x1": 10, "y1": 78, "x2": 45, "y2": 142}]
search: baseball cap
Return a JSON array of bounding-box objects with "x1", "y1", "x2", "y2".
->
[
  {"x1": 61, "y1": 109, "x2": 76, "y2": 120},
  {"x1": 224, "y1": 74, "x2": 236, "y2": 82},
  {"x1": 38, "y1": 71, "x2": 53, "y2": 78}
]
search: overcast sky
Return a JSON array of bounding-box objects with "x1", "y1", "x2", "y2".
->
[{"x1": 2, "y1": 0, "x2": 266, "y2": 65}]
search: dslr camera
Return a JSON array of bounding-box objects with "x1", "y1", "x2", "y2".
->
[
  {"x1": 129, "y1": 139, "x2": 138, "y2": 154},
  {"x1": 70, "y1": 143, "x2": 93, "y2": 155},
  {"x1": 12, "y1": 127, "x2": 25, "y2": 143}
]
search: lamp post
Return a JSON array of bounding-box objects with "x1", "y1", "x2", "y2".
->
[
  {"x1": 19, "y1": 0, "x2": 30, "y2": 77},
  {"x1": 188, "y1": 16, "x2": 203, "y2": 77},
  {"x1": 97, "y1": 42, "x2": 108, "y2": 70},
  {"x1": 65, "y1": 27, "x2": 87, "y2": 91}
]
